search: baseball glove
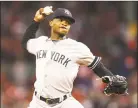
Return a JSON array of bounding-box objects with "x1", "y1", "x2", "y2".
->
[{"x1": 101, "y1": 75, "x2": 128, "y2": 96}]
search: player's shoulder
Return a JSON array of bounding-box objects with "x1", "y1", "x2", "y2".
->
[
  {"x1": 36, "y1": 35, "x2": 48, "y2": 40},
  {"x1": 67, "y1": 38, "x2": 90, "y2": 50},
  {"x1": 66, "y1": 38, "x2": 81, "y2": 44}
]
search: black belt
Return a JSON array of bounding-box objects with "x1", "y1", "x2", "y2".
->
[{"x1": 35, "y1": 91, "x2": 68, "y2": 104}]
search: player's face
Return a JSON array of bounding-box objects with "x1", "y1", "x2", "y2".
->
[{"x1": 50, "y1": 17, "x2": 71, "y2": 36}]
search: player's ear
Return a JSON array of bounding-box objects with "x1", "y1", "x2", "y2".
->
[{"x1": 49, "y1": 21, "x2": 53, "y2": 27}]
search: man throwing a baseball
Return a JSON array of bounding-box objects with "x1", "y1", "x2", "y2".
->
[{"x1": 22, "y1": 6, "x2": 128, "y2": 108}]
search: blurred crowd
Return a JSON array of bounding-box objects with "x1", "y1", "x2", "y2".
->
[{"x1": 1, "y1": 1, "x2": 137, "y2": 108}]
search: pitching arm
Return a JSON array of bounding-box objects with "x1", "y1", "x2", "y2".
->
[{"x1": 22, "y1": 21, "x2": 40, "y2": 49}]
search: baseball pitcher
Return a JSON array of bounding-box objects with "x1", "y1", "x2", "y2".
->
[{"x1": 22, "y1": 6, "x2": 128, "y2": 108}]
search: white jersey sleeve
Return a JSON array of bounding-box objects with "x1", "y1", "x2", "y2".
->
[
  {"x1": 76, "y1": 42, "x2": 102, "y2": 69},
  {"x1": 27, "y1": 36, "x2": 48, "y2": 54}
]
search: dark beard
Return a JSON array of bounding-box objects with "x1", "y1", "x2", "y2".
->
[{"x1": 58, "y1": 33, "x2": 66, "y2": 37}]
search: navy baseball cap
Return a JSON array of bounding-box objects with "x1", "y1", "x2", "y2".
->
[{"x1": 48, "y1": 8, "x2": 75, "y2": 24}]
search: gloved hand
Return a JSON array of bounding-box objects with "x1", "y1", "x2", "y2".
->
[{"x1": 101, "y1": 75, "x2": 128, "y2": 96}]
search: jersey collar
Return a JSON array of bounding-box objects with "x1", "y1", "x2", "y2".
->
[{"x1": 47, "y1": 36, "x2": 68, "y2": 41}]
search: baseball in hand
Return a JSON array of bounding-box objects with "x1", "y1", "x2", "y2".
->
[{"x1": 42, "y1": 6, "x2": 53, "y2": 15}]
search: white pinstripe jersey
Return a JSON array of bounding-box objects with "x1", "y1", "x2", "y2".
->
[{"x1": 27, "y1": 36, "x2": 101, "y2": 98}]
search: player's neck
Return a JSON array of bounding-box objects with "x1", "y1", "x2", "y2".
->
[{"x1": 50, "y1": 32, "x2": 65, "y2": 40}]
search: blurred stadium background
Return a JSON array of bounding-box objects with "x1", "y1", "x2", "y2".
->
[{"x1": 1, "y1": 1, "x2": 137, "y2": 108}]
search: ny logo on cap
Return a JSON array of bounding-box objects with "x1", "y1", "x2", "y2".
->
[{"x1": 64, "y1": 10, "x2": 70, "y2": 15}]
